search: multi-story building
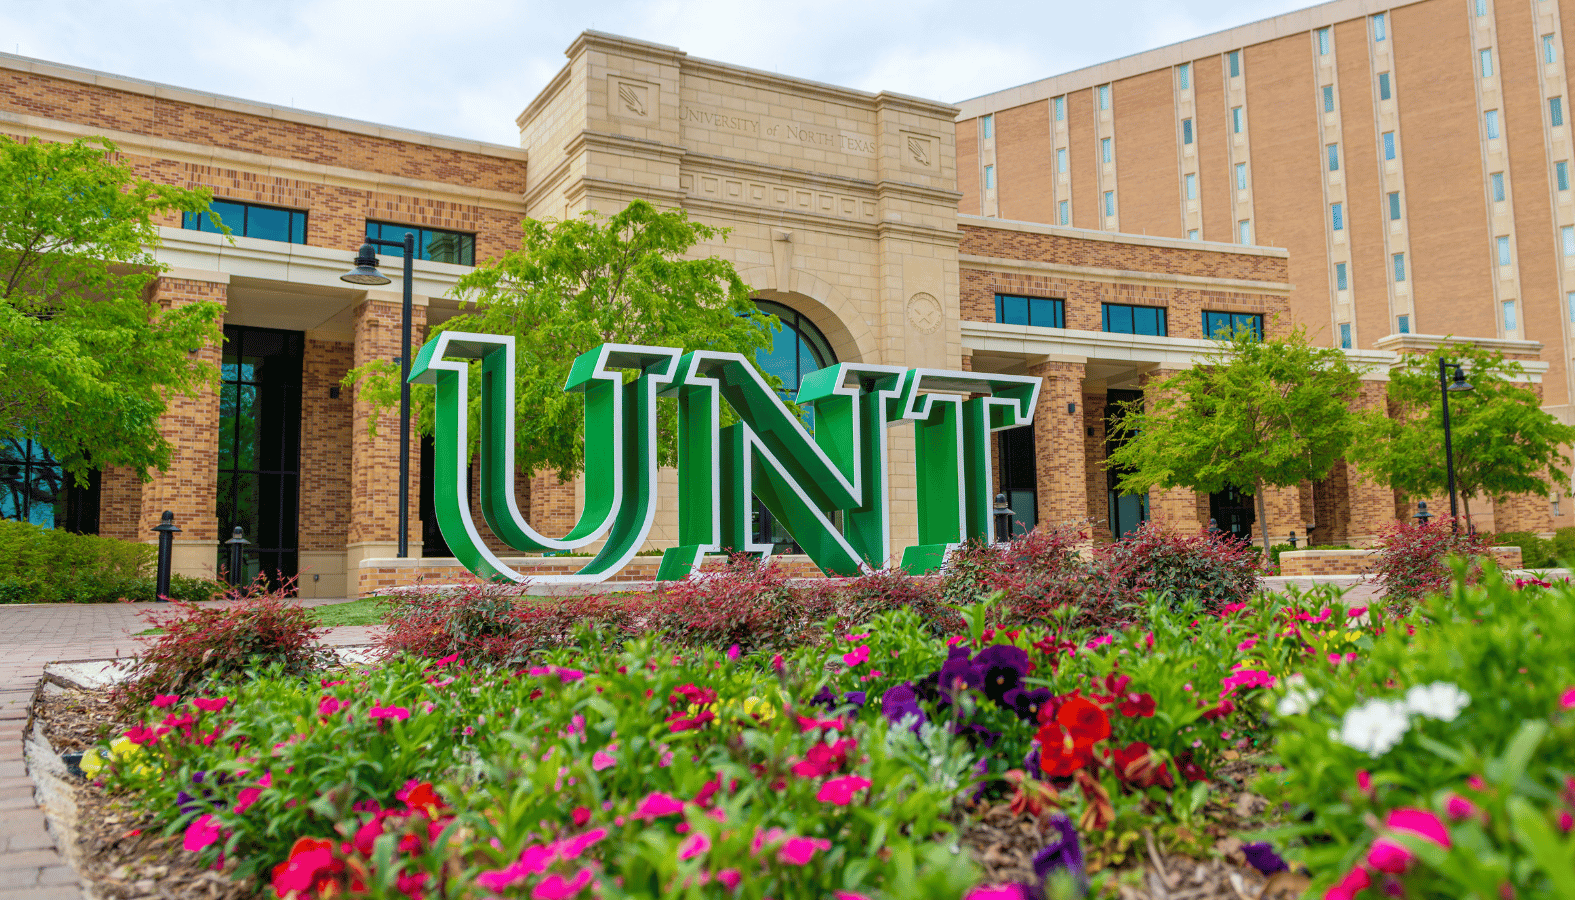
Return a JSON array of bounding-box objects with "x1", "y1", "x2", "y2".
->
[{"x1": 957, "y1": 0, "x2": 1574, "y2": 531}]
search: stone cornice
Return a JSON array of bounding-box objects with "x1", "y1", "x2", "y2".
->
[
  {"x1": 1373, "y1": 333, "x2": 1545, "y2": 357},
  {"x1": 960, "y1": 214, "x2": 1289, "y2": 259},
  {"x1": 516, "y1": 61, "x2": 577, "y2": 128},
  {"x1": 958, "y1": 254, "x2": 1290, "y2": 296}
]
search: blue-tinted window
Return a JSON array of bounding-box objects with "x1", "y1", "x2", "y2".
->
[
  {"x1": 1229, "y1": 50, "x2": 1241, "y2": 77},
  {"x1": 1323, "y1": 85, "x2": 1336, "y2": 113},
  {"x1": 1372, "y1": 13, "x2": 1386, "y2": 41},
  {"x1": 1546, "y1": 34, "x2": 1558, "y2": 64},
  {"x1": 981, "y1": 115, "x2": 993, "y2": 139},
  {"x1": 365, "y1": 221, "x2": 477, "y2": 266},
  {"x1": 1182, "y1": 118, "x2": 1194, "y2": 145},
  {"x1": 1553, "y1": 97, "x2": 1566, "y2": 127},
  {"x1": 1393, "y1": 252, "x2": 1407, "y2": 282},
  {"x1": 1339, "y1": 322, "x2": 1352, "y2": 349},
  {"x1": 1178, "y1": 63, "x2": 1191, "y2": 89},
  {"x1": 1336, "y1": 262, "x2": 1348, "y2": 290},
  {"x1": 1383, "y1": 132, "x2": 1397, "y2": 159},
  {"x1": 1558, "y1": 161, "x2": 1569, "y2": 191},
  {"x1": 1102, "y1": 303, "x2": 1168, "y2": 336},
  {"x1": 1204, "y1": 311, "x2": 1263, "y2": 340},
  {"x1": 1327, "y1": 142, "x2": 1340, "y2": 171},
  {"x1": 1397, "y1": 315, "x2": 1410, "y2": 334},
  {"x1": 1098, "y1": 84, "x2": 1110, "y2": 110},
  {"x1": 1378, "y1": 72, "x2": 1392, "y2": 101},
  {"x1": 1486, "y1": 110, "x2": 1501, "y2": 139},
  {"x1": 1331, "y1": 202, "x2": 1344, "y2": 231},
  {"x1": 1491, "y1": 172, "x2": 1506, "y2": 201},
  {"x1": 1057, "y1": 147, "x2": 1068, "y2": 172},
  {"x1": 184, "y1": 199, "x2": 306, "y2": 244},
  {"x1": 753, "y1": 300, "x2": 835, "y2": 406},
  {"x1": 1054, "y1": 96, "x2": 1065, "y2": 121},
  {"x1": 1498, "y1": 235, "x2": 1512, "y2": 266},
  {"x1": 1388, "y1": 191, "x2": 1402, "y2": 220},
  {"x1": 1232, "y1": 106, "x2": 1244, "y2": 133},
  {"x1": 1317, "y1": 29, "x2": 1331, "y2": 55},
  {"x1": 1, "y1": 439, "x2": 73, "y2": 528},
  {"x1": 1058, "y1": 200, "x2": 1070, "y2": 225},
  {"x1": 995, "y1": 294, "x2": 1066, "y2": 328}
]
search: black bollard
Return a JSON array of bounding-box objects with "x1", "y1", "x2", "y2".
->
[
  {"x1": 1288, "y1": 530, "x2": 1298, "y2": 549},
  {"x1": 151, "y1": 510, "x2": 180, "y2": 602},
  {"x1": 224, "y1": 526, "x2": 250, "y2": 587}
]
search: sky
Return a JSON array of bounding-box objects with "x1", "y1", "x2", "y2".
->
[{"x1": 0, "y1": 0, "x2": 1314, "y2": 146}]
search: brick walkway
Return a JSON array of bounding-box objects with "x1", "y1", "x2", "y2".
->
[{"x1": 0, "y1": 599, "x2": 379, "y2": 900}]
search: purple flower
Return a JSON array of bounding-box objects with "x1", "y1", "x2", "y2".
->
[
  {"x1": 1024, "y1": 742, "x2": 1041, "y2": 775},
  {"x1": 1030, "y1": 813, "x2": 1088, "y2": 898},
  {"x1": 880, "y1": 683, "x2": 926, "y2": 731},
  {"x1": 809, "y1": 686, "x2": 840, "y2": 710},
  {"x1": 843, "y1": 691, "x2": 867, "y2": 708},
  {"x1": 1240, "y1": 842, "x2": 1288, "y2": 875},
  {"x1": 937, "y1": 655, "x2": 983, "y2": 701},
  {"x1": 1008, "y1": 687, "x2": 1053, "y2": 722}
]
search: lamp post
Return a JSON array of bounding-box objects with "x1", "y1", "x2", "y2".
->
[
  {"x1": 992, "y1": 493, "x2": 1015, "y2": 544},
  {"x1": 1438, "y1": 358, "x2": 1475, "y2": 535},
  {"x1": 342, "y1": 233, "x2": 416, "y2": 558}
]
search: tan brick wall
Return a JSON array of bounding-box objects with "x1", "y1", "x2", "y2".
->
[
  {"x1": 348, "y1": 299, "x2": 426, "y2": 548},
  {"x1": 959, "y1": 224, "x2": 1288, "y2": 285},
  {"x1": 298, "y1": 339, "x2": 354, "y2": 553},
  {"x1": 1138, "y1": 367, "x2": 1209, "y2": 531},
  {"x1": 1028, "y1": 360, "x2": 1089, "y2": 528},
  {"x1": 996, "y1": 100, "x2": 1056, "y2": 225},
  {"x1": 1334, "y1": 18, "x2": 1390, "y2": 346},
  {"x1": 956, "y1": 118, "x2": 980, "y2": 216},
  {"x1": 97, "y1": 465, "x2": 142, "y2": 543},
  {"x1": 1112, "y1": 69, "x2": 1183, "y2": 239},
  {"x1": 1193, "y1": 55, "x2": 1233, "y2": 243},
  {"x1": 1067, "y1": 89, "x2": 1099, "y2": 230},
  {"x1": 1279, "y1": 545, "x2": 1523, "y2": 576},
  {"x1": 136, "y1": 277, "x2": 225, "y2": 542},
  {"x1": 1081, "y1": 391, "x2": 1112, "y2": 543}
]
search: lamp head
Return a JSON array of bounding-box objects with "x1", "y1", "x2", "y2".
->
[
  {"x1": 1447, "y1": 364, "x2": 1474, "y2": 393},
  {"x1": 340, "y1": 243, "x2": 392, "y2": 285}
]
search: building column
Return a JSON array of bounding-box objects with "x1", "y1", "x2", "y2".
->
[
  {"x1": 1340, "y1": 380, "x2": 1401, "y2": 546},
  {"x1": 296, "y1": 336, "x2": 354, "y2": 598},
  {"x1": 1252, "y1": 485, "x2": 1304, "y2": 549},
  {"x1": 1028, "y1": 359, "x2": 1089, "y2": 529},
  {"x1": 137, "y1": 276, "x2": 227, "y2": 578},
  {"x1": 1081, "y1": 390, "x2": 1111, "y2": 543},
  {"x1": 1138, "y1": 368, "x2": 1207, "y2": 532},
  {"x1": 346, "y1": 296, "x2": 426, "y2": 572}
]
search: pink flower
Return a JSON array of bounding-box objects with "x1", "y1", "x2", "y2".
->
[
  {"x1": 678, "y1": 832, "x2": 711, "y2": 860},
  {"x1": 560, "y1": 828, "x2": 607, "y2": 859},
  {"x1": 259, "y1": 772, "x2": 272, "y2": 788},
  {"x1": 846, "y1": 633, "x2": 870, "y2": 642},
  {"x1": 1467, "y1": 775, "x2": 1487, "y2": 791},
  {"x1": 1347, "y1": 606, "x2": 1369, "y2": 618},
  {"x1": 715, "y1": 869, "x2": 741, "y2": 889},
  {"x1": 1386, "y1": 807, "x2": 1451, "y2": 848},
  {"x1": 532, "y1": 868, "x2": 594, "y2": 899},
  {"x1": 234, "y1": 787, "x2": 262, "y2": 815},
  {"x1": 835, "y1": 893, "x2": 874, "y2": 900},
  {"x1": 726, "y1": 644, "x2": 741, "y2": 661},
  {"x1": 1356, "y1": 770, "x2": 1373, "y2": 794},
  {"x1": 432, "y1": 652, "x2": 461, "y2": 668},
  {"x1": 1324, "y1": 866, "x2": 1372, "y2": 900},
  {"x1": 632, "y1": 792, "x2": 685, "y2": 820},
  {"x1": 1560, "y1": 687, "x2": 1575, "y2": 710},
  {"x1": 778, "y1": 836, "x2": 831, "y2": 865},
  {"x1": 1367, "y1": 838, "x2": 1413, "y2": 873},
  {"x1": 771, "y1": 654, "x2": 785, "y2": 672},
  {"x1": 1558, "y1": 810, "x2": 1574, "y2": 833},
  {"x1": 183, "y1": 814, "x2": 220, "y2": 852},
  {"x1": 1220, "y1": 602, "x2": 1251, "y2": 617},
  {"x1": 151, "y1": 694, "x2": 179, "y2": 708},
  {"x1": 1445, "y1": 794, "x2": 1480, "y2": 821},
  {"x1": 193, "y1": 696, "x2": 228, "y2": 713},
  {"x1": 318, "y1": 696, "x2": 343, "y2": 717},
  {"x1": 816, "y1": 775, "x2": 872, "y2": 806},
  {"x1": 592, "y1": 750, "x2": 616, "y2": 771},
  {"x1": 1220, "y1": 669, "x2": 1276, "y2": 695},
  {"x1": 1144, "y1": 631, "x2": 1155, "y2": 650},
  {"x1": 843, "y1": 645, "x2": 870, "y2": 667},
  {"x1": 964, "y1": 888, "x2": 1027, "y2": 900},
  {"x1": 369, "y1": 703, "x2": 410, "y2": 721},
  {"x1": 1085, "y1": 635, "x2": 1115, "y2": 650},
  {"x1": 1236, "y1": 637, "x2": 1258, "y2": 651}
]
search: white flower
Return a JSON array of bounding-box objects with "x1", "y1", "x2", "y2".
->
[
  {"x1": 1404, "y1": 682, "x2": 1471, "y2": 722},
  {"x1": 1334, "y1": 698, "x2": 1412, "y2": 757},
  {"x1": 1276, "y1": 674, "x2": 1323, "y2": 717}
]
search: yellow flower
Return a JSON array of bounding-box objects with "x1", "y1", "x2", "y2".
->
[
  {"x1": 740, "y1": 696, "x2": 776, "y2": 722},
  {"x1": 83, "y1": 736, "x2": 150, "y2": 779}
]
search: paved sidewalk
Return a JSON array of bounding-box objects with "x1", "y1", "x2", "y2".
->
[{"x1": 0, "y1": 598, "x2": 380, "y2": 900}]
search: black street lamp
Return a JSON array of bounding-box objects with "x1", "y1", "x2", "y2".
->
[
  {"x1": 992, "y1": 493, "x2": 1015, "y2": 544},
  {"x1": 342, "y1": 234, "x2": 417, "y2": 558},
  {"x1": 1414, "y1": 500, "x2": 1433, "y2": 525},
  {"x1": 1438, "y1": 358, "x2": 1474, "y2": 535}
]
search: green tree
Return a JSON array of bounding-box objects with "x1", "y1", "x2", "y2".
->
[
  {"x1": 0, "y1": 135, "x2": 224, "y2": 485},
  {"x1": 1106, "y1": 325, "x2": 1365, "y2": 555},
  {"x1": 347, "y1": 199, "x2": 777, "y2": 480},
  {"x1": 1351, "y1": 344, "x2": 1575, "y2": 528}
]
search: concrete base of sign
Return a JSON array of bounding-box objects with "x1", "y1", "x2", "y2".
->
[
  {"x1": 356, "y1": 554, "x2": 829, "y2": 597},
  {"x1": 1279, "y1": 546, "x2": 1525, "y2": 577}
]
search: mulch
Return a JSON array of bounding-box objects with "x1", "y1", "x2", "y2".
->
[{"x1": 30, "y1": 685, "x2": 1307, "y2": 899}]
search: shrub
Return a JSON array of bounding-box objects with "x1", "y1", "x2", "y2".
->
[
  {"x1": 939, "y1": 526, "x2": 1120, "y2": 628},
  {"x1": 1372, "y1": 518, "x2": 1490, "y2": 605},
  {"x1": 1487, "y1": 529, "x2": 1556, "y2": 568},
  {"x1": 0, "y1": 519, "x2": 216, "y2": 603},
  {"x1": 1553, "y1": 526, "x2": 1575, "y2": 564},
  {"x1": 820, "y1": 567, "x2": 958, "y2": 635},
  {"x1": 377, "y1": 578, "x2": 540, "y2": 663},
  {"x1": 649, "y1": 554, "x2": 831, "y2": 651},
  {"x1": 1096, "y1": 521, "x2": 1262, "y2": 615},
  {"x1": 115, "y1": 576, "x2": 330, "y2": 710}
]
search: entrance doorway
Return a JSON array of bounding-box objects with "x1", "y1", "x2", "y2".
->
[
  {"x1": 217, "y1": 326, "x2": 302, "y2": 588},
  {"x1": 996, "y1": 426, "x2": 1037, "y2": 537},
  {"x1": 1104, "y1": 390, "x2": 1149, "y2": 539},
  {"x1": 1208, "y1": 486, "x2": 1255, "y2": 541}
]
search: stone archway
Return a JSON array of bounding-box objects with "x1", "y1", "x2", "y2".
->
[{"x1": 736, "y1": 266, "x2": 875, "y2": 365}]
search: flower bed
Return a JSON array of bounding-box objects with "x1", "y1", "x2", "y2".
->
[{"x1": 69, "y1": 535, "x2": 1575, "y2": 899}]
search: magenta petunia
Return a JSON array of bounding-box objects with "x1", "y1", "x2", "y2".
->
[
  {"x1": 816, "y1": 775, "x2": 872, "y2": 806},
  {"x1": 592, "y1": 750, "x2": 616, "y2": 771},
  {"x1": 1385, "y1": 807, "x2": 1451, "y2": 848},
  {"x1": 183, "y1": 813, "x2": 221, "y2": 852},
  {"x1": 778, "y1": 836, "x2": 831, "y2": 865},
  {"x1": 233, "y1": 787, "x2": 262, "y2": 815},
  {"x1": 715, "y1": 869, "x2": 741, "y2": 889},
  {"x1": 1366, "y1": 837, "x2": 1413, "y2": 874},
  {"x1": 318, "y1": 696, "x2": 343, "y2": 717},
  {"x1": 532, "y1": 868, "x2": 594, "y2": 899},
  {"x1": 192, "y1": 696, "x2": 228, "y2": 713},
  {"x1": 1561, "y1": 686, "x2": 1575, "y2": 710},
  {"x1": 632, "y1": 792, "x2": 685, "y2": 820},
  {"x1": 369, "y1": 703, "x2": 410, "y2": 721},
  {"x1": 151, "y1": 694, "x2": 179, "y2": 708},
  {"x1": 678, "y1": 832, "x2": 711, "y2": 860},
  {"x1": 560, "y1": 828, "x2": 608, "y2": 860},
  {"x1": 842, "y1": 645, "x2": 870, "y2": 667}
]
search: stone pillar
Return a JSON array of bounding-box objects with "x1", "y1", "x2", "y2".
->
[
  {"x1": 346, "y1": 296, "x2": 426, "y2": 572},
  {"x1": 1340, "y1": 380, "x2": 1402, "y2": 546},
  {"x1": 1252, "y1": 485, "x2": 1304, "y2": 549},
  {"x1": 97, "y1": 465, "x2": 143, "y2": 543},
  {"x1": 1138, "y1": 367, "x2": 1207, "y2": 532},
  {"x1": 137, "y1": 277, "x2": 226, "y2": 578},
  {"x1": 1082, "y1": 390, "x2": 1112, "y2": 543},
  {"x1": 1028, "y1": 360, "x2": 1089, "y2": 528},
  {"x1": 297, "y1": 337, "x2": 354, "y2": 598}
]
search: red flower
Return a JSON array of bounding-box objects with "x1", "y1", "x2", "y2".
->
[
  {"x1": 1174, "y1": 750, "x2": 1208, "y2": 783},
  {"x1": 1109, "y1": 741, "x2": 1174, "y2": 789},
  {"x1": 1118, "y1": 692, "x2": 1156, "y2": 718},
  {"x1": 1055, "y1": 694, "x2": 1111, "y2": 745},
  {"x1": 1034, "y1": 722, "x2": 1095, "y2": 778},
  {"x1": 271, "y1": 837, "x2": 342, "y2": 897},
  {"x1": 665, "y1": 710, "x2": 716, "y2": 733},
  {"x1": 1200, "y1": 699, "x2": 1235, "y2": 720}
]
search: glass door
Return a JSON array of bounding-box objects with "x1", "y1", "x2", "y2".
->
[{"x1": 217, "y1": 326, "x2": 302, "y2": 589}]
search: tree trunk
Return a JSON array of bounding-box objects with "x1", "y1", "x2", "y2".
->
[
  {"x1": 1255, "y1": 478, "x2": 1272, "y2": 558},
  {"x1": 1462, "y1": 494, "x2": 1475, "y2": 534}
]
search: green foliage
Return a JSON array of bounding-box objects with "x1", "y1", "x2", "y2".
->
[
  {"x1": 1352, "y1": 345, "x2": 1575, "y2": 523},
  {"x1": 1106, "y1": 325, "x2": 1364, "y2": 553},
  {"x1": 0, "y1": 135, "x2": 224, "y2": 483},
  {"x1": 0, "y1": 518, "x2": 219, "y2": 603},
  {"x1": 1488, "y1": 530, "x2": 1557, "y2": 569},
  {"x1": 346, "y1": 200, "x2": 776, "y2": 480}
]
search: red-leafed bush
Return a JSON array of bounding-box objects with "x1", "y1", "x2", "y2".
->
[
  {"x1": 1373, "y1": 517, "x2": 1490, "y2": 606},
  {"x1": 1096, "y1": 522, "x2": 1262, "y2": 615},
  {"x1": 819, "y1": 567, "x2": 959, "y2": 635},
  {"x1": 940, "y1": 526, "x2": 1120, "y2": 628},
  {"x1": 377, "y1": 579, "x2": 644, "y2": 663},
  {"x1": 648, "y1": 554, "x2": 832, "y2": 651},
  {"x1": 116, "y1": 575, "x2": 329, "y2": 711}
]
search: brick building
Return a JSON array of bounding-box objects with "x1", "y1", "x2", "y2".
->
[
  {"x1": 0, "y1": 27, "x2": 1548, "y2": 595},
  {"x1": 957, "y1": 0, "x2": 1571, "y2": 531}
]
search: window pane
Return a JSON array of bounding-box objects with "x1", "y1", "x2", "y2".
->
[
  {"x1": 1205, "y1": 311, "x2": 1226, "y2": 337},
  {"x1": 1232, "y1": 107, "x2": 1243, "y2": 133},
  {"x1": 1498, "y1": 235, "x2": 1511, "y2": 266},
  {"x1": 1058, "y1": 200, "x2": 1069, "y2": 225},
  {"x1": 1323, "y1": 85, "x2": 1335, "y2": 112},
  {"x1": 1480, "y1": 49, "x2": 1493, "y2": 78},
  {"x1": 1564, "y1": 225, "x2": 1575, "y2": 256},
  {"x1": 1503, "y1": 301, "x2": 1517, "y2": 331},
  {"x1": 1235, "y1": 162, "x2": 1247, "y2": 190},
  {"x1": 290, "y1": 211, "x2": 307, "y2": 244},
  {"x1": 1178, "y1": 63, "x2": 1190, "y2": 90},
  {"x1": 1029, "y1": 297, "x2": 1061, "y2": 327},
  {"x1": 1491, "y1": 172, "x2": 1505, "y2": 201},
  {"x1": 1134, "y1": 307, "x2": 1158, "y2": 335},
  {"x1": 1188, "y1": 229, "x2": 1200, "y2": 240},
  {"x1": 999, "y1": 295, "x2": 1028, "y2": 325},
  {"x1": 1560, "y1": 161, "x2": 1570, "y2": 191},
  {"x1": 1336, "y1": 262, "x2": 1348, "y2": 290},
  {"x1": 1393, "y1": 253, "x2": 1407, "y2": 281},
  {"x1": 1389, "y1": 192, "x2": 1401, "y2": 220},
  {"x1": 984, "y1": 165, "x2": 995, "y2": 189},
  {"x1": 1101, "y1": 137, "x2": 1112, "y2": 163},
  {"x1": 1331, "y1": 203, "x2": 1344, "y2": 230},
  {"x1": 1398, "y1": 315, "x2": 1410, "y2": 334},
  {"x1": 1378, "y1": 73, "x2": 1391, "y2": 101},
  {"x1": 1057, "y1": 147, "x2": 1068, "y2": 171},
  {"x1": 1384, "y1": 132, "x2": 1396, "y2": 159},
  {"x1": 1486, "y1": 110, "x2": 1500, "y2": 139},
  {"x1": 1327, "y1": 143, "x2": 1339, "y2": 171},
  {"x1": 1239, "y1": 220, "x2": 1251, "y2": 244},
  {"x1": 1568, "y1": 291, "x2": 1575, "y2": 322},
  {"x1": 245, "y1": 205, "x2": 291, "y2": 242},
  {"x1": 981, "y1": 115, "x2": 993, "y2": 139},
  {"x1": 1372, "y1": 13, "x2": 1386, "y2": 40},
  {"x1": 208, "y1": 200, "x2": 245, "y2": 234},
  {"x1": 1186, "y1": 173, "x2": 1197, "y2": 199},
  {"x1": 1317, "y1": 30, "x2": 1330, "y2": 55},
  {"x1": 1054, "y1": 96, "x2": 1065, "y2": 121},
  {"x1": 1229, "y1": 50, "x2": 1241, "y2": 76},
  {"x1": 1553, "y1": 98, "x2": 1566, "y2": 127},
  {"x1": 1182, "y1": 119, "x2": 1193, "y2": 144},
  {"x1": 1340, "y1": 323, "x2": 1352, "y2": 349},
  {"x1": 1546, "y1": 35, "x2": 1558, "y2": 65}
]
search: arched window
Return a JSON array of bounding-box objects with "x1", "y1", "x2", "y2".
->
[{"x1": 750, "y1": 300, "x2": 836, "y2": 551}]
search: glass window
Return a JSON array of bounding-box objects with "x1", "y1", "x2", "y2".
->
[
  {"x1": 1475, "y1": 0, "x2": 1487, "y2": 15},
  {"x1": 1188, "y1": 229, "x2": 1200, "y2": 240},
  {"x1": 1339, "y1": 322, "x2": 1352, "y2": 349},
  {"x1": 981, "y1": 114, "x2": 993, "y2": 139},
  {"x1": 1058, "y1": 200, "x2": 1070, "y2": 225},
  {"x1": 1564, "y1": 225, "x2": 1575, "y2": 256},
  {"x1": 1178, "y1": 63, "x2": 1191, "y2": 90},
  {"x1": 1232, "y1": 106, "x2": 1244, "y2": 133},
  {"x1": 984, "y1": 165, "x2": 995, "y2": 190},
  {"x1": 1327, "y1": 142, "x2": 1340, "y2": 171},
  {"x1": 1379, "y1": 72, "x2": 1392, "y2": 101},
  {"x1": 0, "y1": 439, "x2": 98, "y2": 531},
  {"x1": 1239, "y1": 219, "x2": 1252, "y2": 244},
  {"x1": 1546, "y1": 34, "x2": 1558, "y2": 64},
  {"x1": 1323, "y1": 85, "x2": 1336, "y2": 113},
  {"x1": 1398, "y1": 315, "x2": 1410, "y2": 334},
  {"x1": 1491, "y1": 172, "x2": 1506, "y2": 201},
  {"x1": 1229, "y1": 50, "x2": 1242, "y2": 77},
  {"x1": 995, "y1": 294, "x2": 1066, "y2": 328},
  {"x1": 1553, "y1": 97, "x2": 1566, "y2": 127},
  {"x1": 1559, "y1": 161, "x2": 1570, "y2": 191},
  {"x1": 1235, "y1": 162, "x2": 1248, "y2": 190},
  {"x1": 1498, "y1": 235, "x2": 1512, "y2": 266},
  {"x1": 1331, "y1": 202, "x2": 1345, "y2": 231},
  {"x1": 218, "y1": 325, "x2": 304, "y2": 586},
  {"x1": 1098, "y1": 84, "x2": 1110, "y2": 110},
  {"x1": 1102, "y1": 303, "x2": 1168, "y2": 336},
  {"x1": 1101, "y1": 137, "x2": 1112, "y2": 163},
  {"x1": 1203, "y1": 311, "x2": 1263, "y2": 339},
  {"x1": 1057, "y1": 147, "x2": 1068, "y2": 172},
  {"x1": 1103, "y1": 190, "x2": 1115, "y2": 216},
  {"x1": 1480, "y1": 48, "x2": 1494, "y2": 78},
  {"x1": 1185, "y1": 172, "x2": 1198, "y2": 200},
  {"x1": 364, "y1": 221, "x2": 477, "y2": 266},
  {"x1": 1504, "y1": 300, "x2": 1518, "y2": 331},
  {"x1": 1486, "y1": 109, "x2": 1501, "y2": 139},
  {"x1": 1389, "y1": 191, "x2": 1402, "y2": 220},
  {"x1": 184, "y1": 199, "x2": 307, "y2": 244},
  {"x1": 1318, "y1": 29, "x2": 1331, "y2": 55},
  {"x1": 1393, "y1": 252, "x2": 1407, "y2": 281},
  {"x1": 1383, "y1": 132, "x2": 1397, "y2": 160},
  {"x1": 752, "y1": 300, "x2": 835, "y2": 406},
  {"x1": 1372, "y1": 13, "x2": 1386, "y2": 41},
  {"x1": 1054, "y1": 95, "x2": 1065, "y2": 122},
  {"x1": 1568, "y1": 291, "x2": 1575, "y2": 322},
  {"x1": 1182, "y1": 118, "x2": 1194, "y2": 145},
  {"x1": 1336, "y1": 261, "x2": 1349, "y2": 290}
]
